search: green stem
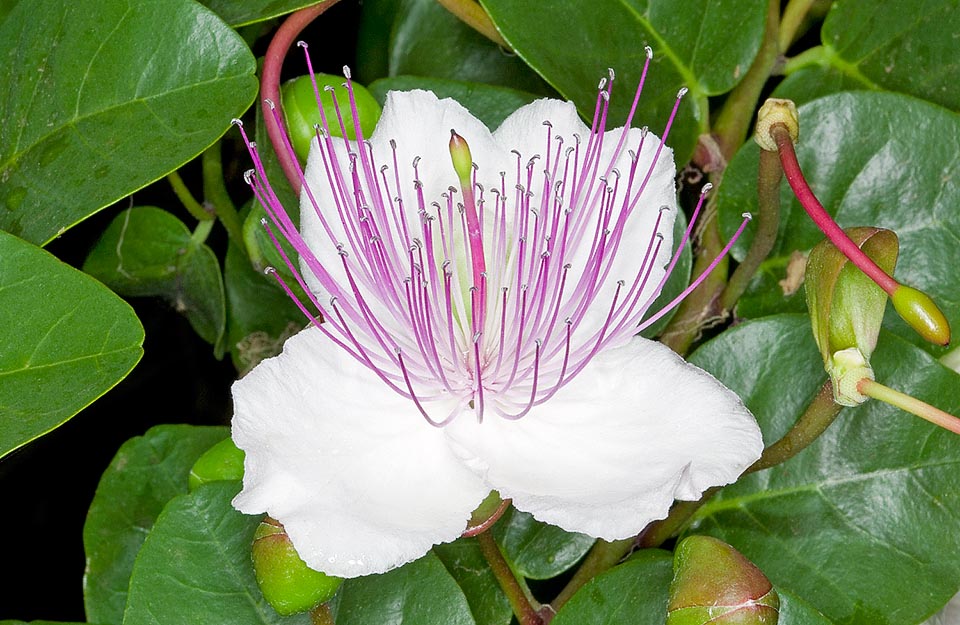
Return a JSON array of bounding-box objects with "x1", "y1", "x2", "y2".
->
[
  {"x1": 167, "y1": 170, "x2": 213, "y2": 222},
  {"x1": 719, "y1": 148, "x2": 782, "y2": 311},
  {"x1": 748, "y1": 379, "x2": 842, "y2": 472},
  {"x1": 639, "y1": 380, "x2": 842, "y2": 547},
  {"x1": 782, "y1": 45, "x2": 829, "y2": 74},
  {"x1": 710, "y1": 0, "x2": 781, "y2": 163},
  {"x1": 659, "y1": 204, "x2": 728, "y2": 356},
  {"x1": 778, "y1": 0, "x2": 818, "y2": 51},
  {"x1": 309, "y1": 602, "x2": 335, "y2": 625},
  {"x1": 191, "y1": 218, "x2": 215, "y2": 246},
  {"x1": 548, "y1": 538, "x2": 632, "y2": 615},
  {"x1": 434, "y1": 0, "x2": 509, "y2": 48},
  {"x1": 475, "y1": 531, "x2": 542, "y2": 625},
  {"x1": 859, "y1": 378, "x2": 960, "y2": 435},
  {"x1": 202, "y1": 143, "x2": 244, "y2": 245}
]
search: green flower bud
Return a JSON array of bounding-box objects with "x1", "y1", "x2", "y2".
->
[
  {"x1": 188, "y1": 437, "x2": 245, "y2": 491},
  {"x1": 891, "y1": 284, "x2": 951, "y2": 346},
  {"x1": 252, "y1": 517, "x2": 343, "y2": 616},
  {"x1": 667, "y1": 536, "x2": 779, "y2": 625},
  {"x1": 281, "y1": 73, "x2": 381, "y2": 164},
  {"x1": 806, "y1": 227, "x2": 898, "y2": 364}
]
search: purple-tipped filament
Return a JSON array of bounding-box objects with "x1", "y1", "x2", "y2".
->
[{"x1": 235, "y1": 43, "x2": 751, "y2": 427}]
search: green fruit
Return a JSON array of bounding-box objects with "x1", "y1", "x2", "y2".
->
[
  {"x1": 187, "y1": 437, "x2": 245, "y2": 491},
  {"x1": 281, "y1": 73, "x2": 382, "y2": 164},
  {"x1": 252, "y1": 518, "x2": 343, "y2": 616}
]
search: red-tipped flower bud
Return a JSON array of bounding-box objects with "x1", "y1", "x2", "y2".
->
[
  {"x1": 281, "y1": 73, "x2": 381, "y2": 164},
  {"x1": 667, "y1": 535, "x2": 779, "y2": 625},
  {"x1": 252, "y1": 517, "x2": 343, "y2": 616},
  {"x1": 188, "y1": 437, "x2": 245, "y2": 491}
]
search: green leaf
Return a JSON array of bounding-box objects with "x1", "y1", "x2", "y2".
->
[
  {"x1": 493, "y1": 508, "x2": 595, "y2": 580},
  {"x1": 84, "y1": 425, "x2": 229, "y2": 625},
  {"x1": 199, "y1": 0, "x2": 315, "y2": 27},
  {"x1": 0, "y1": 230, "x2": 143, "y2": 458},
  {"x1": 0, "y1": 622, "x2": 98, "y2": 625},
  {"x1": 688, "y1": 315, "x2": 960, "y2": 625},
  {"x1": 368, "y1": 76, "x2": 539, "y2": 130},
  {"x1": 433, "y1": 539, "x2": 512, "y2": 625},
  {"x1": 356, "y1": 0, "x2": 552, "y2": 95},
  {"x1": 332, "y1": 552, "x2": 476, "y2": 625},
  {"x1": 83, "y1": 207, "x2": 226, "y2": 354},
  {"x1": 123, "y1": 482, "x2": 307, "y2": 625},
  {"x1": 480, "y1": 0, "x2": 769, "y2": 163},
  {"x1": 225, "y1": 240, "x2": 304, "y2": 375},
  {"x1": 551, "y1": 550, "x2": 673, "y2": 625},
  {"x1": 778, "y1": 1, "x2": 960, "y2": 109},
  {"x1": 778, "y1": 589, "x2": 835, "y2": 625},
  {"x1": 0, "y1": 0, "x2": 257, "y2": 245},
  {"x1": 717, "y1": 92, "x2": 960, "y2": 356}
]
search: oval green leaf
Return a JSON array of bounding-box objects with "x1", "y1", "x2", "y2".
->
[
  {"x1": 492, "y1": 508, "x2": 595, "y2": 580},
  {"x1": 0, "y1": 230, "x2": 143, "y2": 458},
  {"x1": 689, "y1": 315, "x2": 960, "y2": 625},
  {"x1": 433, "y1": 539, "x2": 512, "y2": 625},
  {"x1": 717, "y1": 92, "x2": 960, "y2": 355},
  {"x1": 778, "y1": 1, "x2": 960, "y2": 109},
  {"x1": 0, "y1": 0, "x2": 257, "y2": 244},
  {"x1": 479, "y1": 0, "x2": 769, "y2": 162},
  {"x1": 332, "y1": 552, "x2": 476, "y2": 625},
  {"x1": 84, "y1": 207, "x2": 226, "y2": 354},
  {"x1": 84, "y1": 425, "x2": 229, "y2": 625},
  {"x1": 199, "y1": 0, "x2": 316, "y2": 27},
  {"x1": 123, "y1": 482, "x2": 308, "y2": 625}
]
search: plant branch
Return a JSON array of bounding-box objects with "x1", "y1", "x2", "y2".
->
[
  {"x1": 167, "y1": 170, "x2": 212, "y2": 222},
  {"x1": 262, "y1": 1, "x2": 341, "y2": 193},
  {"x1": 859, "y1": 378, "x2": 960, "y2": 435},
  {"x1": 547, "y1": 538, "x2": 632, "y2": 616},
  {"x1": 434, "y1": 0, "x2": 509, "y2": 48},
  {"x1": 475, "y1": 530, "x2": 542, "y2": 625},
  {"x1": 719, "y1": 148, "x2": 782, "y2": 311},
  {"x1": 779, "y1": 0, "x2": 819, "y2": 51},
  {"x1": 310, "y1": 602, "x2": 336, "y2": 625},
  {"x1": 202, "y1": 143, "x2": 244, "y2": 245}
]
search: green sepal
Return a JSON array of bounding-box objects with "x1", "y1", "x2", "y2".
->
[
  {"x1": 281, "y1": 73, "x2": 381, "y2": 163},
  {"x1": 667, "y1": 535, "x2": 779, "y2": 625},
  {"x1": 188, "y1": 437, "x2": 245, "y2": 491},
  {"x1": 806, "y1": 227, "x2": 899, "y2": 364},
  {"x1": 252, "y1": 517, "x2": 343, "y2": 616}
]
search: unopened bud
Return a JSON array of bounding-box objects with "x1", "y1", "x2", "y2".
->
[
  {"x1": 281, "y1": 73, "x2": 381, "y2": 163},
  {"x1": 251, "y1": 517, "x2": 343, "y2": 616},
  {"x1": 188, "y1": 437, "x2": 245, "y2": 491},
  {"x1": 754, "y1": 99, "x2": 799, "y2": 152},
  {"x1": 891, "y1": 284, "x2": 951, "y2": 346},
  {"x1": 667, "y1": 536, "x2": 779, "y2": 625}
]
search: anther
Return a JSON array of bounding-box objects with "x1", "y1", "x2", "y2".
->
[
  {"x1": 701, "y1": 182, "x2": 714, "y2": 195},
  {"x1": 677, "y1": 87, "x2": 688, "y2": 99},
  {"x1": 342, "y1": 65, "x2": 352, "y2": 79},
  {"x1": 231, "y1": 118, "x2": 243, "y2": 127},
  {"x1": 645, "y1": 45, "x2": 653, "y2": 59},
  {"x1": 264, "y1": 98, "x2": 276, "y2": 109},
  {"x1": 297, "y1": 41, "x2": 308, "y2": 49}
]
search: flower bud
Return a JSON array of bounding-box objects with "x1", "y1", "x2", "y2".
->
[
  {"x1": 188, "y1": 437, "x2": 245, "y2": 491},
  {"x1": 667, "y1": 535, "x2": 779, "y2": 625},
  {"x1": 891, "y1": 284, "x2": 951, "y2": 346},
  {"x1": 806, "y1": 227, "x2": 898, "y2": 367},
  {"x1": 754, "y1": 98, "x2": 799, "y2": 152},
  {"x1": 281, "y1": 73, "x2": 381, "y2": 163},
  {"x1": 252, "y1": 517, "x2": 343, "y2": 616}
]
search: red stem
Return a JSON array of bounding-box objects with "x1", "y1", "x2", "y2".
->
[
  {"x1": 771, "y1": 125, "x2": 899, "y2": 295},
  {"x1": 262, "y1": 2, "x2": 341, "y2": 193}
]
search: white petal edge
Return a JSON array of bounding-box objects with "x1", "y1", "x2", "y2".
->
[
  {"x1": 444, "y1": 337, "x2": 763, "y2": 540},
  {"x1": 232, "y1": 326, "x2": 490, "y2": 577}
]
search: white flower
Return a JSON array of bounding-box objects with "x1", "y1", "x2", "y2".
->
[{"x1": 232, "y1": 61, "x2": 762, "y2": 578}]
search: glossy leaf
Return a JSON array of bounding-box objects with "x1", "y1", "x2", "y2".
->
[
  {"x1": 777, "y1": 0, "x2": 960, "y2": 108},
  {"x1": 84, "y1": 425, "x2": 229, "y2": 625},
  {"x1": 0, "y1": 0, "x2": 257, "y2": 244},
  {"x1": 480, "y1": 0, "x2": 769, "y2": 162},
  {"x1": 368, "y1": 76, "x2": 539, "y2": 130},
  {"x1": 551, "y1": 550, "x2": 673, "y2": 625},
  {"x1": 200, "y1": 0, "x2": 315, "y2": 27},
  {"x1": 689, "y1": 315, "x2": 960, "y2": 625},
  {"x1": 84, "y1": 207, "x2": 226, "y2": 354},
  {"x1": 123, "y1": 482, "x2": 307, "y2": 625},
  {"x1": 0, "y1": 230, "x2": 143, "y2": 458},
  {"x1": 717, "y1": 92, "x2": 960, "y2": 356},
  {"x1": 225, "y1": 241, "x2": 304, "y2": 375},
  {"x1": 332, "y1": 552, "x2": 476, "y2": 625},
  {"x1": 433, "y1": 540, "x2": 512, "y2": 625},
  {"x1": 356, "y1": 0, "x2": 552, "y2": 95},
  {"x1": 493, "y1": 508, "x2": 595, "y2": 580}
]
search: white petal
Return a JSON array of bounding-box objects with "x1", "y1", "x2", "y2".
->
[
  {"x1": 445, "y1": 338, "x2": 762, "y2": 540},
  {"x1": 494, "y1": 98, "x2": 678, "y2": 344},
  {"x1": 232, "y1": 326, "x2": 489, "y2": 577}
]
